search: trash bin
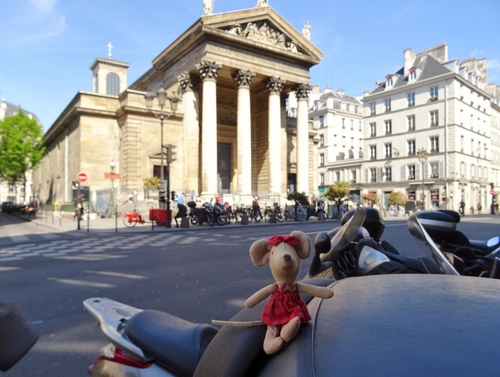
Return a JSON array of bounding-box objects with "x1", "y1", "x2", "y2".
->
[{"x1": 149, "y1": 208, "x2": 166, "y2": 223}]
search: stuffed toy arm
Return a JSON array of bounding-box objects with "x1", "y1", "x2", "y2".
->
[
  {"x1": 245, "y1": 283, "x2": 277, "y2": 308},
  {"x1": 296, "y1": 282, "x2": 334, "y2": 299}
]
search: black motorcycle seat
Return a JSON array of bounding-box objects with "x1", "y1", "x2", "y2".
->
[{"x1": 125, "y1": 310, "x2": 218, "y2": 377}]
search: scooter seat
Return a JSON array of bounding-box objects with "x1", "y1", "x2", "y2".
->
[{"x1": 125, "y1": 310, "x2": 218, "y2": 377}]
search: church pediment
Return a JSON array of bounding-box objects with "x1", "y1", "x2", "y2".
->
[{"x1": 201, "y1": 7, "x2": 323, "y2": 63}]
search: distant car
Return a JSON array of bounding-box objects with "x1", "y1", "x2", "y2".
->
[{"x1": 1, "y1": 201, "x2": 15, "y2": 213}]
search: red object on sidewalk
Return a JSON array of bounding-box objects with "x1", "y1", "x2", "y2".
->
[{"x1": 149, "y1": 208, "x2": 166, "y2": 223}]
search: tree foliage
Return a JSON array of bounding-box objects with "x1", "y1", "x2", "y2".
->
[
  {"x1": 287, "y1": 191, "x2": 310, "y2": 205},
  {"x1": 324, "y1": 181, "x2": 351, "y2": 208},
  {"x1": 362, "y1": 192, "x2": 379, "y2": 207},
  {"x1": 0, "y1": 110, "x2": 45, "y2": 188},
  {"x1": 143, "y1": 176, "x2": 161, "y2": 189},
  {"x1": 388, "y1": 191, "x2": 406, "y2": 207}
]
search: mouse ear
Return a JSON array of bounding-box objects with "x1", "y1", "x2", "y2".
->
[
  {"x1": 249, "y1": 239, "x2": 272, "y2": 267},
  {"x1": 290, "y1": 230, "x2": 311, "y2": 259}
]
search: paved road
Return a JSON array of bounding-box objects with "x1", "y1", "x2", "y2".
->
[{"x1": 2, "y1": 211, "x2": 500, "y2": 376}]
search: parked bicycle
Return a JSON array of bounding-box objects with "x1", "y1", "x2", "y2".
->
[{"x1": 123, "y1": 210, "x2": 146, "y2": 227}]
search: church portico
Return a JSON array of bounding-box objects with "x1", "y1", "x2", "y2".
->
[{"x1": 35, "y1": 4, "x2": 323, "y2": 208}]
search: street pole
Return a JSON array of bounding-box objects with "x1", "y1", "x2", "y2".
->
[
  {"x1": 417, "y1": 148, "x2": 429, "y2": 210},
  {"x1": 166, "y1": 162, "x2": 171, "y2": 228},
  {"x1": 110, "y1": 161, "x2": 116, "y2": 218}
]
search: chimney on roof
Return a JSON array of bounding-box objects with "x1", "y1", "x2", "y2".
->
[{"x1": 404, "y1": 48, "x2": 416, "y2": 77}]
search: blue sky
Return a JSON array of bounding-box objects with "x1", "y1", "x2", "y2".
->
[{"x1": 1, "y1": 0, "x2": 499, "y2": 130}]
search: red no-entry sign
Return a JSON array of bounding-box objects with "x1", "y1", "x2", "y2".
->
[
  {"x1": 490, "y1": 189, "x2": 495, "y2": 195},
  {"x1": 77, "y1": 172, "x2": 88, "y2": 183}
]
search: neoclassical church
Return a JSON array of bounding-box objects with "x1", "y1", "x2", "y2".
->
[{"x1": 34, "y1": 2, "x2": 322, "y2": 206}]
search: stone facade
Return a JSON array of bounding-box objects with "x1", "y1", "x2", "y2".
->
[{"x1": 33, "y1": 5, "x2": 322, "y2": 209}]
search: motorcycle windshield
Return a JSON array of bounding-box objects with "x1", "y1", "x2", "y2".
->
[{"x1": 407, "y1": 214, "x2": 459, "y2": 276}]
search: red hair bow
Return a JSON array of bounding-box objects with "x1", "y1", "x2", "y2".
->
[{"x1": 268, "y1": 235, "x2": 297, "y2": 247}]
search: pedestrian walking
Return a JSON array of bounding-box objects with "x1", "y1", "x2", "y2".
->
[{"x1": 477, "y1": 202, "x2": 482, "y2": 214}]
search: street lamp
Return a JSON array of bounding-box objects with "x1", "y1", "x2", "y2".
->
[
  {"x1": 144, "y1": 85, "x2": 179, "y2": 226},
  {"x1": 417, "y1": 148, "x2": 429, "y2": 210},
  {"x1": 109, "y1": 160, "x2": 116, "y2": 218}
]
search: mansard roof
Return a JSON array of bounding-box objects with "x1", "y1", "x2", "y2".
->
[
  {"x1": 370, "y1": 53, "x2": 451, "y2": 95},
  {"x1": 0, "y1": 99, "x2": 40, "y2": 123}
]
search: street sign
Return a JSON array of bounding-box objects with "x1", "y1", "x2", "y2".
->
[
  {"x1": 77, "y1": 172, "x2": 88, "y2": 183},
  {"x1": 490, "y1": 189, "x2": 495, "y2": 195},
  {"x1": 105, "y1": 173, "x2": 120, "y2": 179}
]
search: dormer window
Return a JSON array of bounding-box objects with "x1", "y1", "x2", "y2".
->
[
  {"x1": 386, "y1": 75, "x2": 393, "y2": 87},
  {"x1": 409, "y1": 69, "x2": 417, "y2": 81}
]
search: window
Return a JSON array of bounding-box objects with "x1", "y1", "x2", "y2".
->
[
  {"x1": 386, "y1": 77, "x2": 393, "y2": 87},
  {"x1": 370, "y1": 168, "x2": 376, "y2": 182},
  {"x1": 350, "y1": 119, "x2": 354, "y2": 130},
  {"x1": 430, "y1": 110, "x2": 439, "y2": 126},
  {"x1": 408, "y1": 165, "x2": 415, "y2": 180},
  {"x1": 358, "y1": 121, "x2": 362, "y2": 131},
  {"x1": 333, "y1": 134, "x2": 337, "y2": 146},
  {"x1": 429, "y1": 86, "x2": 438, "y2": 100},
  {"x1": 351, "y1": 170, "x2": 357, "y2": 183},
  {"x1": 460, "y1": 135, "x2": 464, "y2": 152},
  {"x1": 319, "y1": 115, "x2": 324, "y2": 128},
  {"x1": 320, "y1": 154, "x2": 324, "y2": 166},
  {"x1": 335, "y1": 171, "x2": 341, "y2": 181},
  {"x1": 407, "y1": 92, "x2": 415, "y2": 106},
  {"x1": 320, "y1": 173, "x2": 324, "y2": 186},
  {"x1": 342, "y1": 118, "x2": 346, "y2": 129},
  {"x1": 409, "y1": 70, "x2": 417, "y2": 80},
  {"x1": 370, "y1": 122, "x2": 376, "y2": 137},
  {"x1": 385, "y1": 143, "x2": 392, "y2": 158},
  {"x1": 385, "y1": 120, "x2": 392, "y2": 135},
  {"x1": 106, "y1": 72, "x2": 120, "y2": 96},
  {"x1": 407, "y1": 115, "x2": 415, "y2": 131},
  {"x1": 385, "y1": 98, "x2": 391, "y2": 112},
  {"x1": 319, "y1": 134, "x2": 324, "y2": 147},
  {"x1": 430, "y1": 162, "x2": 439, "y2": 178},
  {"x1": 385, "y1": 166, "x2": 392, "y2": 182},
  {"x1": 342, "y1": 136, "x2": 346, "y2": 148},
  {"x1": 370, "y1": 102, "x2": 376, "y2": 115},
  {"x1": 430, "y1": 136, "x2": 439, "y2": 152},
  {"x1": 370, "y1": 145, "x2": 377, "y2": 160},
  {"x1": 407, "y1": 140, "x2": 416, "y2": 155},
  {"x1": 471, "y1": 139, "x2": 474, "y2": 155},
  {"x1": 350, "y1": 137, "x2": 354, "y2": 149}
]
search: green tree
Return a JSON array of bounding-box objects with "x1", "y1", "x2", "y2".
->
[
  {"x1": 143, "y1": 176, "x2": 161, "y2": 190},
  {"x1": 287, "y1": 191, "x2": 310, "y2": 206},
  {"x1": 388, "y1": 191, "x2": 406, "y2": 208},
  {"x1": 362, "y1": 192, "x2": 379, "y2": 207},
  {"x1": 0, "y1": 110, "x2": 45, "y2": 196},
  {"x1": 324, "y1": 181, "x2": 351, "y2": 212}
]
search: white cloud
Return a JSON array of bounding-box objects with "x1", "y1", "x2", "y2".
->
[{"x1": 29, "y1": 0, "x2": 57, "y2": 14}]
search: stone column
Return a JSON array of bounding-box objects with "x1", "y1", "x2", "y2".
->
[
  {"x1": 266, "y1": 77, "x2": 286, "y2": 199},
  {"x1": 196, "y1": 60, "x2": 222, "y2": 199},
  {"x1": 233, "y1": 69, "x2": 255, "y2": 202},
  {"x1": 178, "y1": 71, "x2": 199, "y2": 194},
  {"x1": 295, "y1": 84, "x2": 311, "y2": 194}
]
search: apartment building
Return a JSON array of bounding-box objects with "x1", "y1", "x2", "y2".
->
[
  {"x1": 308, "y1": 86, "x2": 364, "y2": 202},
  {"x1": 362, "y1": 44, "x2": 494, "y2": 212}
]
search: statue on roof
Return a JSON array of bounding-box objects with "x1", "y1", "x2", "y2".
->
[
  {"x1": 203, "y1": 0, "x2": 214, "y2": 15},
  {"x1": 302, "y1": 21, "x2": 311, "y2": 41},
  {"x1": 256, "y1": 0, "x2": 269, "y2": 7}
]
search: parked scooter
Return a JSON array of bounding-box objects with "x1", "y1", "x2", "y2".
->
[
  {"x1": 213, "y1": 202, "x2": 228, "y2": 225},
  {"x1": 187, "y1": 201, "x2": 215, "y2": 226},
  {"x1": 85, "y1": 207, "x2": 494, "y2": 376}
]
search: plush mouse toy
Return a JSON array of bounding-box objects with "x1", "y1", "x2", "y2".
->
[{"x1": 245, "y1": 230, "x2": 334, "y2": 354}]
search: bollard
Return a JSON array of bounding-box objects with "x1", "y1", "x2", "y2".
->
[
  {"x1": 240, "y1": 214, "x2": 249, "y2": 225},
  {"x1": 181, "y1": 217, "x2": 190, "y2": 228},
  {"x1": 269, "y1": 214, "x2": 277, "y2": 223},
  {"x1": 318, "y1": 212, "x2": 325, "y2": 221}
]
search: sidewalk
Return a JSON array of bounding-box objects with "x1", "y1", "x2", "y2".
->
[{"x1": 19, "y1": 211, "x2": 340, "y2": 234}]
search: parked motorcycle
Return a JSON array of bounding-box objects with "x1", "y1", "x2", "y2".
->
[
  {"x1": 84, "y1": 208, "x2": 500, "y2": 376},
  {"x1": 187, "y1": 201, "x2": 215, "y2": 226},
  {"x1": 0, "y1": 302, "x2": 38, "y2": 372},
  {"x1": 213, "y1": 202, "x2": 228, "y2": 225}
]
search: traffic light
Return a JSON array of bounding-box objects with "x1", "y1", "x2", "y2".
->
[
  {"x1": 490, "y1": 182, "x2": 495, "y2": 190},
  {"x1": 165, "y1": 144, "x2": 177, "y2": 164},
  {"x1": 171, "y1": 191, "x2": 176, "y2": 201}
]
